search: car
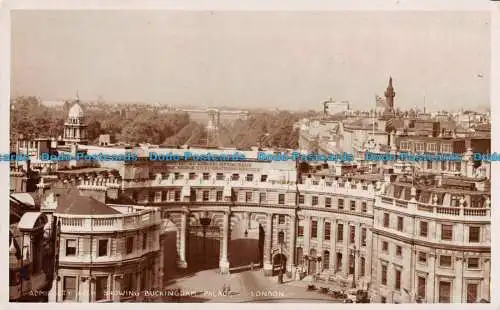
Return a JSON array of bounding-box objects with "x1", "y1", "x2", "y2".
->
[{"x1": 345, "y1": 289, "x2": 358, "y2": 303}]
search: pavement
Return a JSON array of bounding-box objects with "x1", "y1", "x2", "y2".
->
[{"x1": 161, "y1": 268, "x2": 344, "y2": 303}]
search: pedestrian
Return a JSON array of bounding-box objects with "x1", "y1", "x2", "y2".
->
[{"x1": 250, "y1": 262, "x2": 254, "y2": 270}]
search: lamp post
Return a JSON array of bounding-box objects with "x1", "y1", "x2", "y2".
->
[
  {"x1": 278, "y1": 239, "x2": 284, "y2": 284},
  {"x1": 199, "y1": 212, "x2": 212, "y2": 267}
]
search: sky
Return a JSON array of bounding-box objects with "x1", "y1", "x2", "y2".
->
[{"x1": 10, "y1": 10, "x2": 490, "y2": 111}]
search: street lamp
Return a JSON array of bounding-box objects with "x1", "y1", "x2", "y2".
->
[
  {"x1": 278, "y1": 239, "x2": 284, "y2": 284},
  {"x1": 199, "y1": 211, "x2": 212, "y2": 267}
]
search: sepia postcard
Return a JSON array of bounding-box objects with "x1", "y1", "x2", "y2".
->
[{"x1": 2, "y1": 0, "x2": 498, "y2": 307}]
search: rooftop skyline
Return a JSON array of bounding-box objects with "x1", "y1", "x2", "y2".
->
[{"x1": 11, "y1": 10, "x2": 490, "y2": 111}]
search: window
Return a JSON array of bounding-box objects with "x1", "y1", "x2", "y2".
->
[
  {"x1": 174, "y1": 191, "x2": 181, "y2": 202},
  {"x1": 161, "y1": 191, "x2": 167, "y2": 201},
  {"x1": 427, "y1": 161, "x2": 433, "y2": 170},
  {"x1": 189, "y1": 172, "x2": 196, "y2": 180},
  {"x1": 278, "y1": 231, "x2": 285, "y2": 244},
  {"x1": 360, "y1": 257, "x2": 365, "y2": 276},
  {"x1": 395, "y1": 270, "x2": 401, "y2": 290},
  {"x1": 420, "y1": 221, "x2": 428, "y2": 237},
  {"x1": 400, "y1": 141, "x2": 410, "y2": 151},
  {"x1": 417, "y1": 277, "x2": 426, "y2": 300},
  {"x1": 350, "y1": 201, "x2": 356, "y2": 211},
  {"x1": 337, "y1": 224, "x2": 344, "y2": 241},
  {"x1": 154, "y1": 191, "x2": 162, "y2": 202},
  {"x1": 336, "y1": 253, "x2": 342, "y2": 271},
  {"x1": 231, "y1": 173, "x2": 240, "y2": 181},
  {"x1": 427, "y1": 143, "x2": 437, "y2": 153},
  {"x1": 126, "y1": 237, "x2": 134, "y2": 254},
  {"x1": 203, "y1": 190, "x2": 210, "y2": 201},
  {"x1": 361, "y1": 227, "x2": 367, "y2": 246},
  {"x1": 312, "y1": 196, "x2": 319, "y2": 206},
  {"x1": 469, "y1": 227, "x2": 480, "y2": 243},
  {"x1": 467, "y1": 283, "x2": 478, "y2": 303},
  {"x1": 95, "y1": 276, "x2": 108, "y2": 301},
  {"x1": 216, "y1": 173, "x2": 224, "y2": 180},
  {"x1": 142, "y1": 233, "x2": 148, "y2": 250},
  {"x1": 325, "y1": 197, "x2": 332, "y2": 208},
  {"x1": 349, "y1": 226, "x2": 355, "y2": 244},
  {"x1": 383, "y1": 213, "x2": 390, "y2": 228},
  {"x1": 418, "y1": 252, "x2": 427, "y2": 263},
  {"x1": 396, "y1": 245, "x2": 402, "y2": 256},
  {"x1": 98, "y1": 239, "x2": 108, "y2": 257},
  {"x1": 450, "y1": 195, "x2": 459, "y2": 207},
  {"x1": 246, "y1": 174, "x2": 254, "y2": 182},
  {"x1": 362, "y1": 202, "x2": 367, "y2": 212},
  {"x1": 382, "y1": 241, "x2": 388, "y2": 252},
  {"x1": 467, "y1": 258, "x2": 479, "y2": 269},
  {"x1": 122, "y1": 273, "x2": 133, "y2": 292},
  {"x1": 381, "y1": 265, "x2": 387, "y2": 285},
  {"x1": 259, "y1": 192, "x2": 266, "y2": 203},
  {"x1": 311, "y1": 220, "x2": 318, "y2": 238},
  {"x1": 63, "y1": 276, "x2": 77, "y2": 301},
  {"x1": 323, "y1": 251, "x2": 330, "y2": 270},
  {"x1": 439, "y1": 255, "x2": 452, "y2": 267},
  {"x1": 261, "y1": 175, "x2": 268, "y2": 182},
  {"x1": 338, "y1": 199, "x2": 344, "y2": 210},
  {"x1": 441, "y1": 144, "x2": 452, "y2": 153},
  {"x1": 245, "y1": 192, "x2": 252, "y2": 202},
  {"x1": 65, "y1": 239, "x2": 77, "y2": 256},
  {"x1": 324, "y1": 222, "x2": 331, "y2": 240},
  {"x1": 299, "y1": 195, "x2": 305, "y2": 204},
  {"x1": 278, "y1": 194, "x2": 285, "y2": 205},
  {"x1": 415, "y1": 142, "x2": 425, "y2": 152},
  {"x1": 441, "y1": 224, "x2": 453, "y2": 241},
  {"x1": 149, "y1": 191, "x2": 155, "y2": 202},
  {"x1": 216, "y1": 191, "x2": 223, "y2": 201},
  {"x1": 441, "y1": 161, "x2": 447, "y2": 171},
  {"x1": 278, "y1": 215, "x2": 285, "y2": 224},
  {"x1": 203, "y1": 172, "x2": 210, "y2": 180},
  {"x1": 439, "y1": 281, "x2": 451, "y2": 303},
  {"x1": 296, "y1": 247, "x2": 303, "y2": 265},
  {"x1": 297, "y1": 225, "x2": 304, "y2": 237},
  {"x1": 397, "y1": 217, "x2": 404, "y2": 232}
]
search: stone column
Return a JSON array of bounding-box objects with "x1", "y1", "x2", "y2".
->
[
  {"x1": 303, "y1": 216, "x2": 311, "y2": 254},
  {"x1": 354, "y1": 223, "x2": 361, "y2": 283},
  {"x1": 318, "y1": 218, "x2": 324, "y2": 273},
  {"x1": 113, "y1": 275, "x2": 121, "y2": 302},
  {"x1": 453, "y1": 256, "x2": 463, "y2": 303},
  {"x1": 219, "y1": 211, "x2": 231, "y2": 274},
  {"x1": 263, "y1": 213, "x2": 273, "y2": 276},
  {"x1": 330, "y1": 219, "x2": 337, "y2": 272},
  {"x1": 136, "y1": 272, "x2": 143, "y2": 302},
  {"x1": 287, "y1": 214, "x2": 297, "y2": 278},
  {"x1": 177, "y1": 210, "x2": 188, "y2": 269},
  {"x1": 483, "y1": 258, "x2": 490, "y2": 301},
  {"x1": 342, "y1": 221, "x2": 349, "y2": 276},
  {"x1": 427, "y1": 252, "x2": 436, "y2": 303}
]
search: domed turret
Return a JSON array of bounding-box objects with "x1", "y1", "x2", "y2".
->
[{"x1": 68, "y1": 103, "x2": 84, "y2": 119}]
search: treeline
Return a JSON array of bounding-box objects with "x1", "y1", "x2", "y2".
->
[{"x1": 10, "y1": 96, "x2": 305, "y2": 149}]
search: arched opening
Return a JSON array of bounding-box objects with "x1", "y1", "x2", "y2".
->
[
  {"x1": 187, "y1": 220, "x2": 220, "y2": 272},
  {"x1": 161, "y1": 219, "x2": 179, "y2": 282},
  {"x1": 272, "y1": 253, "x2": 287, "y2": 276},
  {"x1": 308, "y1": 248, "x2": 317, "y2": 275},
  {"x1": 228, "y1": 220, "x2": 265, "y2": 270}
]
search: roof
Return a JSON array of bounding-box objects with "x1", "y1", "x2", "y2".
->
[
  {"x1": 18, "y1": 212, "x2": 47, "y2": 231},
  {"x1": 10, "y1": 192, "x2": 39, "y2": 208},
  {"x1": 68, "y1": 103, "x2": 84, "y2": 118},
  {"x1": 56, "y1": 193, "x2": 121, "y2": 215}
]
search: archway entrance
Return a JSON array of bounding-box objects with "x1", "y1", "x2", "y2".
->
[
  {"x1": 187, "y1": 225, "x2": 221, "y2": 272},
  {"x1": 229, "y1": 220, "x2": 264, "y2": 270},
  {"x1": 272, "y1": 253, "x2": 287, "y2": 276}
]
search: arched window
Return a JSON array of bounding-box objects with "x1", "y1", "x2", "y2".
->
[
  {"x1": 296, "y1": 247, "x2": 303, "y2": 265},
  {"x1": 323, "y1": 250, "x2": 330, "y2": 270}
]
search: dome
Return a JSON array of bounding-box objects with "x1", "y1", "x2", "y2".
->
[{"x1": 69, "y1": 103, "x2": 84, "y2": 118}]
